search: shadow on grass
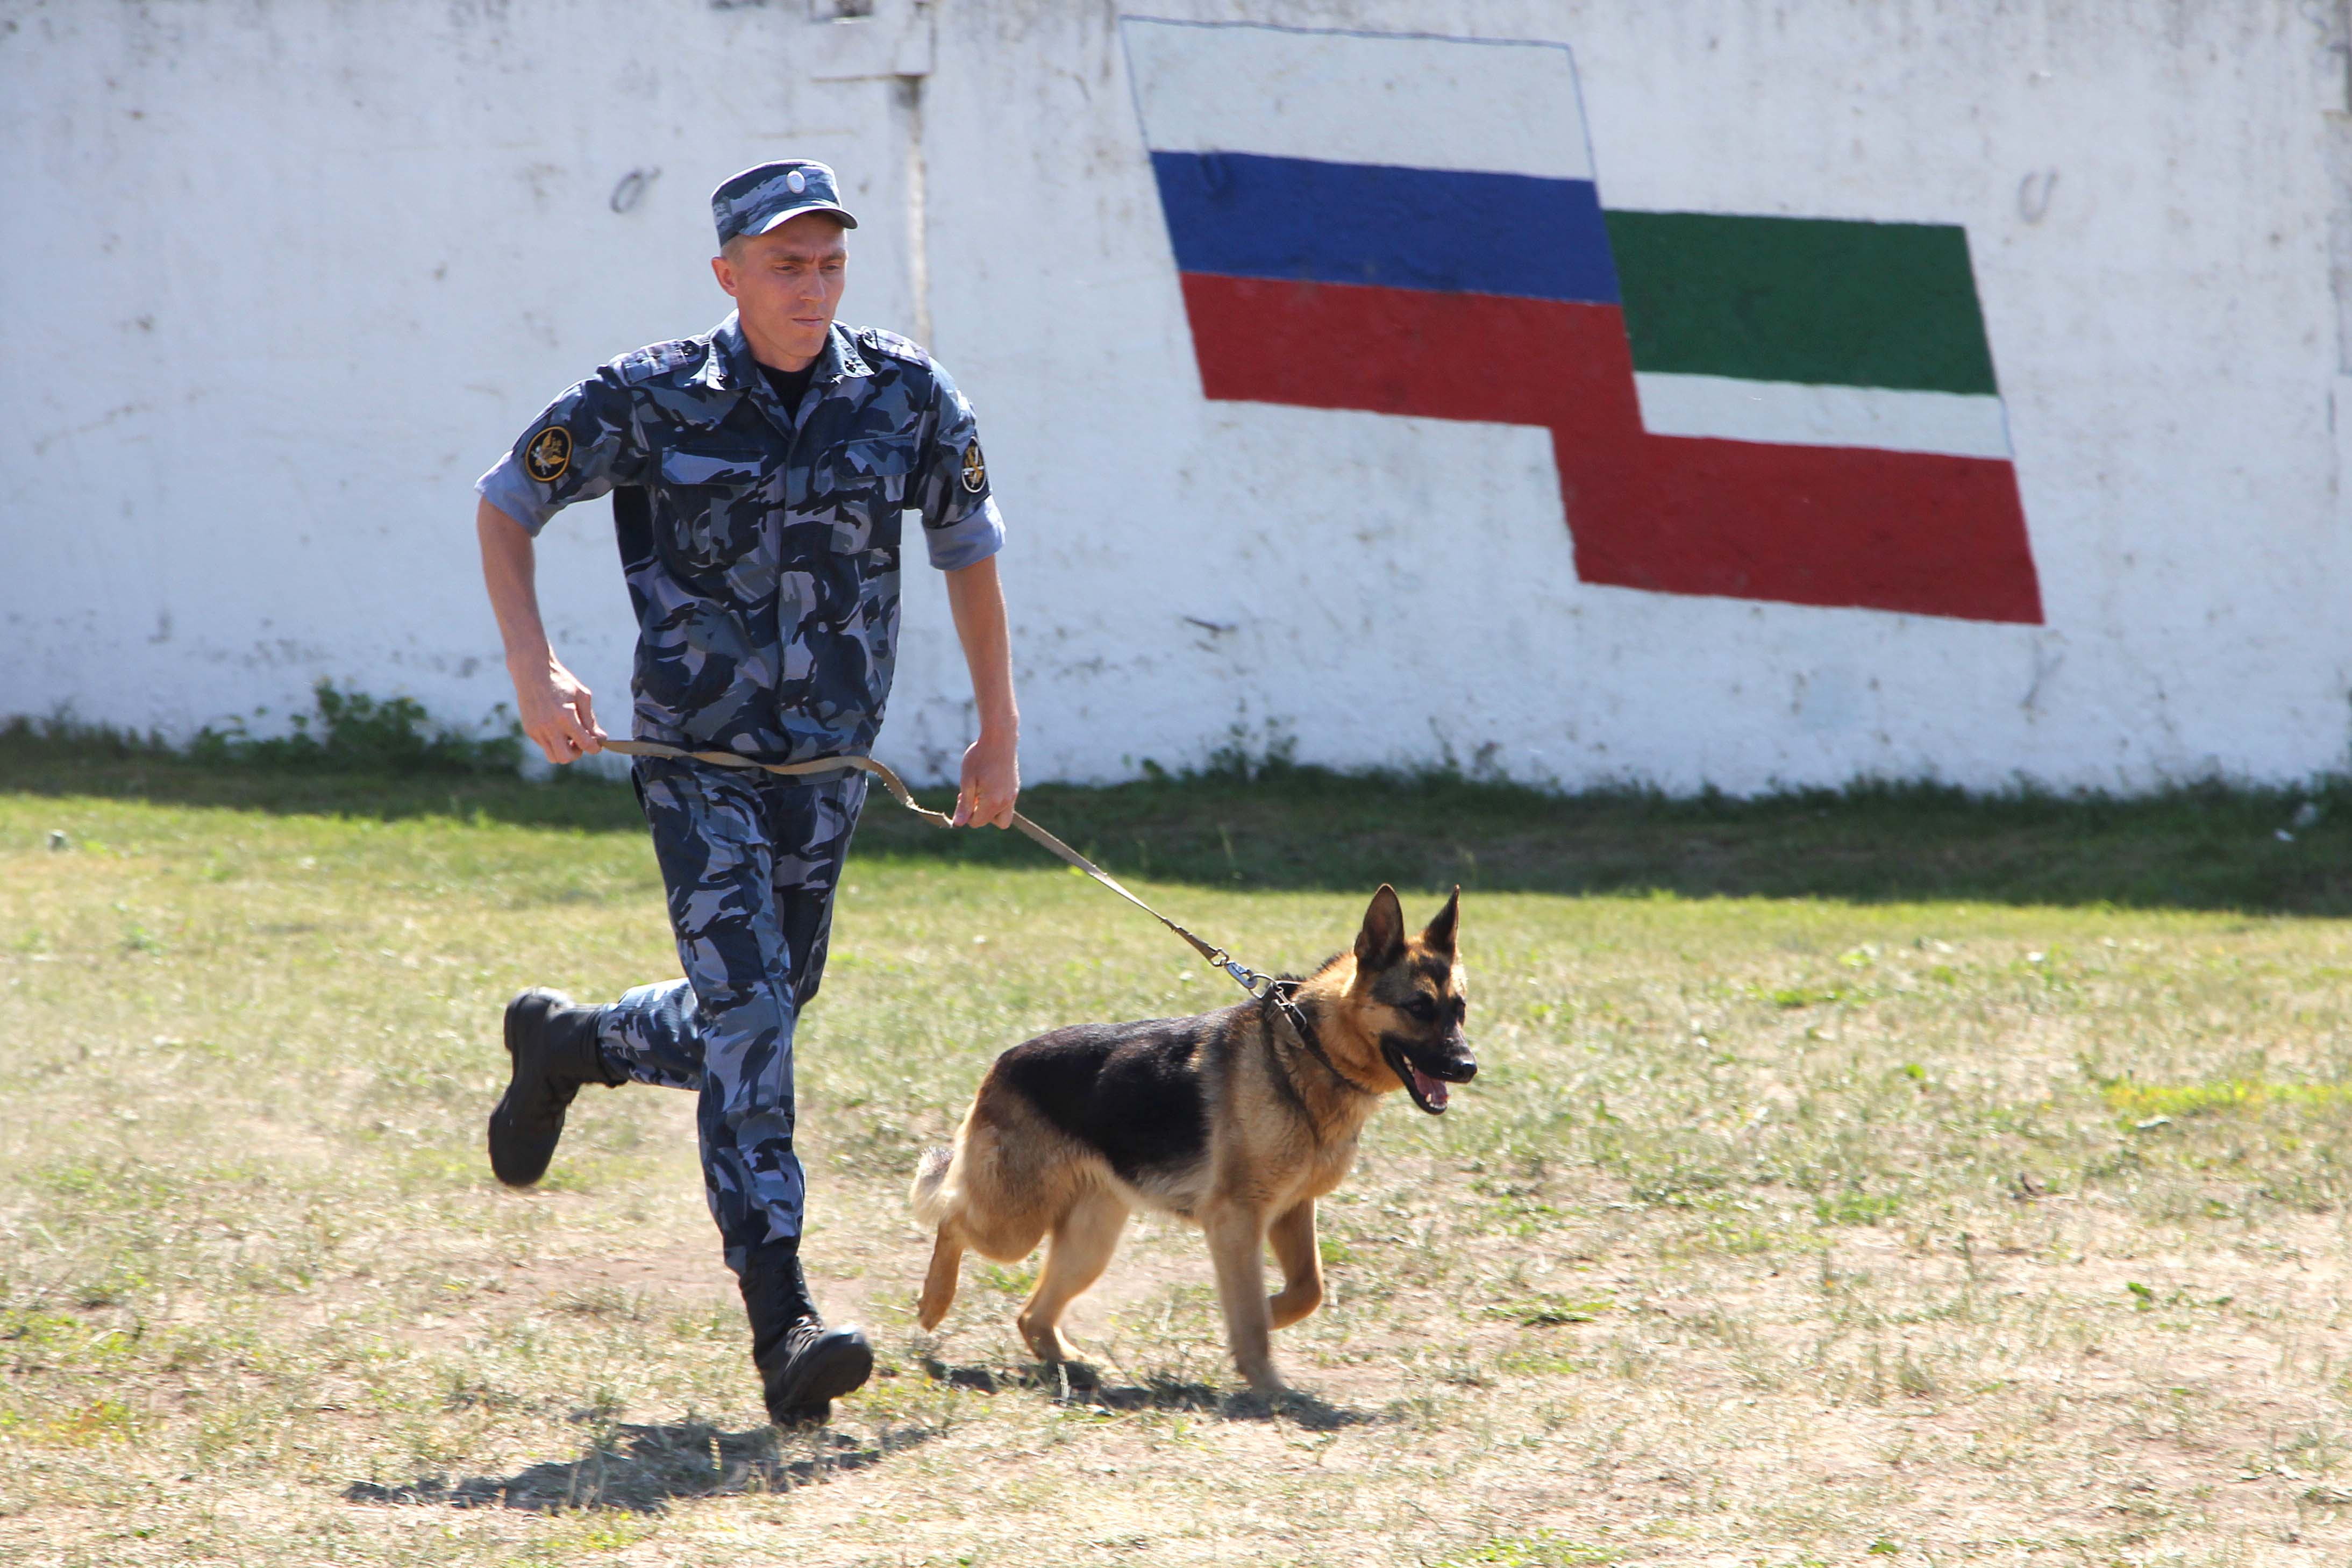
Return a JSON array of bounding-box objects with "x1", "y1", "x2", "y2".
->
[
  {"x1": 342, "y1": 1417, "x2": 933, "y2": 1513},
  {"x1": 920, "y1": 1357, "x2": 1372, "y2": 1430},
  {"x1": 9, "y1": 735, "x2": 2352, "y2": 914}
]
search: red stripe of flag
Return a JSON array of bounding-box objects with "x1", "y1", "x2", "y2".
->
[{"x1": 1178, "y1": 273, "x2": 2042, "y2": 624}]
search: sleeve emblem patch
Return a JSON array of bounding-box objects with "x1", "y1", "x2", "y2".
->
[
  {"x1": 524, "y1": 426, "x2": 573, "y2": 484},
  {"x1": 959, "y1": 442, "x2": 987, "y2": 494}
]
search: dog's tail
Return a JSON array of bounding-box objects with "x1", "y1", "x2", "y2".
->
[
  {"x1": 911, "y1": 1142, "x2": 965, "y2": 1332},
  {"x1": 909, "y1": 1143, "x2": 955, "y2": 1228}
]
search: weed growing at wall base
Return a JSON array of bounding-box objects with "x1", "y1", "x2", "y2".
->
[
  {"x1": 3, "y1": 682, "x2": 521, "y2": 777},
  {"x1": 188, "y1": 681, "x2": 522, "y2": 773}
]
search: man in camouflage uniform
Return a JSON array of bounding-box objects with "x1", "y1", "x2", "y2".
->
[{"x1": 472, "y1": 160, "x2": 1020, "y2": 1427}]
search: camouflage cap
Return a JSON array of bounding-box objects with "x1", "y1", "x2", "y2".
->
[{"x1": 710, "y1": 160, "x2": 859, "y2": 246}]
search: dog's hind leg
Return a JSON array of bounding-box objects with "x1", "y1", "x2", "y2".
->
[
  {"x1": 1264, "y1": 1199, "x2": 1323, "y2": 1330},
  {"x1": 917, "y1": 1228, "x2": 965, "y2": 1332},
  {"x1": 1202, "y1": 1200, "x2": 1281, "y2": 1393},
  {"x1": 1015, "y1": 1188, "x2": 1127, "y2": 1365}
]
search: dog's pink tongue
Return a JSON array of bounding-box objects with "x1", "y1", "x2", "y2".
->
[{"x1": 1410, "y1": 1063, "x2": 1450, "y2": 1111}]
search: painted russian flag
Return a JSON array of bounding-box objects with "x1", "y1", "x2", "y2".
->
[{"x1": 1121, "y1": 18, "x2": 2042, "y2": 624}]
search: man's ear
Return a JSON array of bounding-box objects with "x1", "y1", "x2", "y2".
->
[
  {"x1": 710, "y1": 252, "x2": 740, "y2": 300},
  {"x1": 1355, "y1": 884, "x2": 1407, "y2": 973},
  {"x1": 1423, "y1": 885, "x2": 1460, "y2": 956}
]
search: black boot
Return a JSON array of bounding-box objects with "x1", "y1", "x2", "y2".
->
[
  {"x1": 486, "y1": 988, "x2": 618, "y2": 1188},
  {"x1": 739, "y1": 1244, "x2": 874, "y2": 1427}
]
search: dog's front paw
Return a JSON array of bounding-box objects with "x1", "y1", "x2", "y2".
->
[
  {"x1": 1016, "y1": 1317, "x2": 1078, "y2": 1365},
  {"x1": 1235, "y1": 1359, "x2": 1288, "y2": 1399}
]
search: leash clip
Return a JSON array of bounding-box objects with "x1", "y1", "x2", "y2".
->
[{"x1": 1205, "y1": 949, "x2": 1275, "y2": 998}]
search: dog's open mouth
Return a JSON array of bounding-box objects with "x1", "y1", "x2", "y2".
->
[{"x1": 1383, "y1": 1041, "x2": 1471, "y2": 1116}]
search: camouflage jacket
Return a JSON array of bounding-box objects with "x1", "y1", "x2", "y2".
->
[{"x1": 477, "y1": 312, "x2": 1003, "y2": 763}]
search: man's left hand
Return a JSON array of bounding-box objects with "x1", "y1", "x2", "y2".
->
[{"x1": 953, "y1": 730, "x2": 1020, "y2": 828}]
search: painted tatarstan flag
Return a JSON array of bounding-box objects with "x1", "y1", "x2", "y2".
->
[{"x1": 1120, "y1": 18, "x2": 2042, "y2": 624}]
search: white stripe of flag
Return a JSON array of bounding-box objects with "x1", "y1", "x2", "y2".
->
[
  {"x1": 1631, "y1": 374, "x2": 2014, "y2": 461},
  {"x1": 1120, "y1": 18, "x2": 1593, "y2": 181}
]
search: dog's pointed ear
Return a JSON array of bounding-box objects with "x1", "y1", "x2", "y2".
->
[
  {"x1": 1423, "y1": 885, "x2": 1460, "y2": 956},
  {"x1": 1355, "y1": 884, "x2": 1407, "y2": 972}
]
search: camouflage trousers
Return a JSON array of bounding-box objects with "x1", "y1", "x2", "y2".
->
[{"x1": 594, "y1": 757, "x2": 867, "y2": 1277}]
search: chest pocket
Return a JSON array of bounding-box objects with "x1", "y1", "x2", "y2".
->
[
  {"x1": 823, "y1": 437, "x2": 916, "y2": 554},
  {"x1": 657, "y1": 443, "x2": 773, "y2": 572}
]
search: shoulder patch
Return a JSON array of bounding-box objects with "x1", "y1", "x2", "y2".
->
[
  {"x1": 524, "y1": 425, "x2": 573, "y2": 483},
  {"x1": 611, "y1": 337, "x2": 708, "y2": 386},
  {"x1": 853, "y1": 325, "x2": 930, "y2": 366}
]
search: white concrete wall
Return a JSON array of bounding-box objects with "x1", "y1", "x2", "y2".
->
[{"x1": 6, "y1": 0, "x2": 2349, "y2": 792}]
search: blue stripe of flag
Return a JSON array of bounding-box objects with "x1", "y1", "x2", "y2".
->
[{"x1": 1146, "y1": 150, "x2": 1620, "y2": 304}]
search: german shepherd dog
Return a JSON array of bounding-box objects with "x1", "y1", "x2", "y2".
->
[{"x1": 910, "y1": 885, "x2": 1474, "y2": 1394}]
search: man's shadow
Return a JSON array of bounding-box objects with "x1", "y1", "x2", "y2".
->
[
  {"x1": 922, "y1": 1357, "x2": 1374, "y2": 1432},
  {"x1": 344, "y1": 1418, "x2": 933, "y2": 1514}
]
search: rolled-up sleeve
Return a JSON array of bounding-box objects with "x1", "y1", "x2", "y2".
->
[
  {"x1": 475, "y1": 368, "x2": 643, "y2": 536},
  {"x1": 909, "y1": 360, "x2": 1006, "y2": 572}
]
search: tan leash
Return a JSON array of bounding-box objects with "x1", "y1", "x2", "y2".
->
[
  {"x1": 600, "y1": 739, "x2": 1366, "y2": 1101},
  {"x1": 598, "y1": 739, "x2": 1277, "y2": 996}
]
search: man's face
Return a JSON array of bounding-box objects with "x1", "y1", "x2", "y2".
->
[{"x1": 712, "y1": 212, "x2": 848, "y2": 369}]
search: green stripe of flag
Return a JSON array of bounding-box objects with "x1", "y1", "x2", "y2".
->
[{"x1": 1602, "y1": 210, "x2": 1999, "y2": 397}]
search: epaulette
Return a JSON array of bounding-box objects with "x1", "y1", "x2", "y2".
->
[
  {"x1": 853, "y1": 325, "x2": 931, "y2": 366},
  {"x1": 610, "y1": 336, "x2": 710, "y2": 386}
]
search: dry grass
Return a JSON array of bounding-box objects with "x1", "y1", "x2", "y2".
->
[{"x1": 5, "y1": 772, "x2": 2352, "y2": 1565}]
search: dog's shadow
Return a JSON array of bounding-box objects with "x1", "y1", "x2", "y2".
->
[
  {"x1": 921, "y1": 1357, "x2": 1374, "y2": 1431},
  {"x1": 343, "y1": 1418, "x2": 933, "y2": 1514}
]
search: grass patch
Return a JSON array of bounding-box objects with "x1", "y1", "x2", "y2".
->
[
  {"x1": 3, "y1": 1397, "x2": 137, "y2": 1447},
  {"x1": 6, "y1": 761, "x2": 2352, "y2": 1562},
  {"x1": 1432, "y1": 1533, "x2": 1616, "y2": 1566},
  {"x1": 2101, "y1": 1077, "x2": 2352, "y2": 1120},
  {"x1": 1487, "y1": 1294, "x2": 1613, "y2": 1328}
]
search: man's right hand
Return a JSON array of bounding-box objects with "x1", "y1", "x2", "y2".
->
[
  {"x1": 479, "y1": 499, "x2": 608, "y2": 766},
  {"x1": 512, "y1": 653, "x2": 607, "y2": 764}
]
